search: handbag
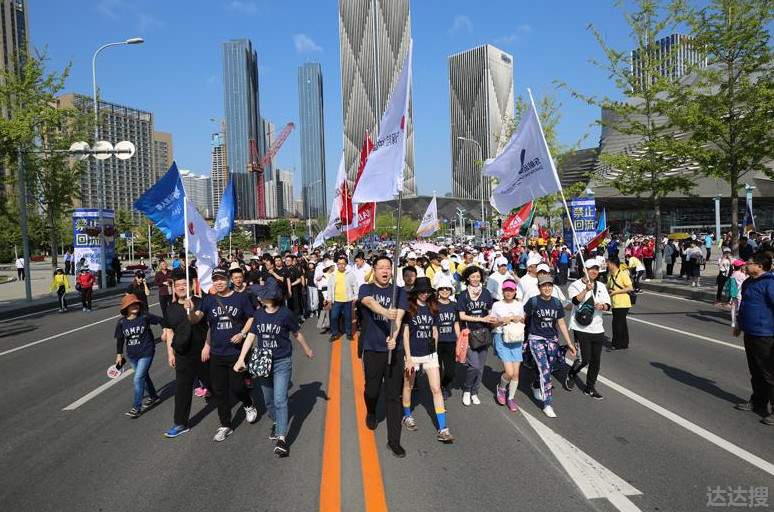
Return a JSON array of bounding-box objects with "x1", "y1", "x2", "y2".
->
[
  {"x1": 503, "y1": 321, "x2": 525, "y2": 343},
  {"x1": 248, "y1": 346, "x2": 273, "y2": 377},
  {"x1": 574, "y1": 282, "x2": 597, "y2": 326},
  {"x1": 468, "y1": 327, "x2": 492, "y2": 350}
]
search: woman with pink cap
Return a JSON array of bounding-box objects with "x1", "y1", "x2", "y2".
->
[{"x1": 491, "y1": 278, "x2": 525, "y2": 411}]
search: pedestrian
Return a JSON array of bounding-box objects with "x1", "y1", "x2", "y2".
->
[
  {"x1": 64, "y1": 248, "x2": 73, "y2": 275},
  {"x1": 606, "y1": 256, "x2": 633, "y2": 350},
  {"x1": 75, "y1": 265, "x2": 95, "y2": 311},
  {"x1": 327, "y1": 254, "x2": 359, "y2": 342},
  {"x1": 627, "y1": 253, "x2": 645, "y2": 292},
  {"x1": 162, "y1": 270, "x2": 210, "y2": 438},
  {"x1": 457, "y1": 266, "x2": 496, "y2": 407},
  {"x1": 716, "y1": 248, "x2": 733, "y2": 304},
  {"x1": 49, "y1": 267, "x2": 71, "y2": 312},
  {"x1": 434, "y1": 275, "x2": 460, "y2": 400},
  {"x1": 234, "y1": 282, "x2": 315, "y2": 457},
  {"x1": 664, "y1": 240, "x2": 677, "y2": 276},
  {"x1": 305, "y1": 260, "x2": 320, "y2": 317},
  {"x1": 565, "y1": 260, "x2": 611, "y2": 399},
  {"x1": 492, "y1": 278, "x2": 525, "y2": 412},
  {"x1": 685, "y1": 242, "x2": 704, "y2": 287},
  {"x1": 193, "y1": 268, "x2": 259, "y2": 442},
  {"x1": 111, "y1": 255, "x2": 122, "y2": 284},
  {"x1": 733, "y1": 254, "x2": 774, "y2": 426},
  {"x1": 15, "y1": 255, "x2": 25, "y2": 281},
  {"x1": 126, "y1": 270, "x2": 150, "y2": 312},
  {"x1": 486, "y1": 256, "x2": 517, "y2": 300},
  {"x1": 317, "y1": 259, "x2": 335, "y2": 334},
  {"x1": 154, "y1": 260, "x2": 173, "y2": 318},
  {"x1": 114, "y1": 294, "x2": 162, "y2": 418},
  {"x1": 284, "y1": 255, "x2": 304, "y2": 323},
  {"x1": 704, "y1": 233, "x2": 714, "y2": 266},
  {"x1": 75, "y1": 257, "x2": 87, "y2": 275},
  {"x1": 556, "y1": 246, "x2": 571, "y2": 285},
  {"x1": 524, "y1": 274, "x2": 577, "y2": 417},
  {"x1": 726, "y1": 259, "x2": 747, "y2": 327},
  {"x1": 358, "y1": 255, "x2": 408, "y2": 458}
]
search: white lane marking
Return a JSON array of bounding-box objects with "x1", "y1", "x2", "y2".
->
[
  {"x1": 0, "y1": 302, "x2": 160, "y2": 358},
  {"x1": 504, "y1": 409, "x2": 642, "y2": 512},
  {"x1": 62, "y1": 369, "x2": 135, "y2": 410},
  {"x1": 627, "y1": 316, "x2": 743, "y2": 351},
  {"x1": 0, "y1": 294, "x2": 124, "y2": 323}
]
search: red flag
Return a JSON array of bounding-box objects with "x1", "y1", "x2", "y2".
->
[
  {"x1": 502, "y1": 201, "x2": 534, "y2": 238},
  {"x1": 539, "y1": 226, "x2": 550, "y2": 240},
  {"x1": 585, "y1": 227, "x2": 609, "y2": 252},
  {"x1": 347, "y1": 133, "x2": 376, "y2": 242}
]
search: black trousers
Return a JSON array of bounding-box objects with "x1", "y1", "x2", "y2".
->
[
  {"x1": 666, "y1": 262, "x2": 674, "y2": 276},
  {"x1": 159, "y1": 294, "x2": 172, "y2": 319},
  {"x1": 174, "y1": 353, "x2": 208, "y2": 426},
  {"x1": 80, "y1": 288, "x2": 93, "y2": 309},
  {"x1": 716, "y1": 274, "x2": 728, "y2": 302},
  {"x1": 611, "y1": 308, "x2": 630, "y2": 349},
  {"x1": 209, "y1": 354, "x2": 253, "y2": 428},
  {"x1": 644, "y1": 258, "x2": 654, "y2": 279},
  {"x1": 743, "y1": 335, "x2": 774, "y2": 411},
  {"x1": 437, "y1": 342, "x2": 456, "y2": 389},
  {"x1": 362, "y1": 350, "x2": 404, "y2": 446},
  {"x1": 17, "y1": 268, "x2": 24, "y2": 280},
  {"x1": 571, "y1": 331, "x2": 605, "y2": 389},
  {"x1": 57, "y1": 285, "x2": 67, "y2": 310}
]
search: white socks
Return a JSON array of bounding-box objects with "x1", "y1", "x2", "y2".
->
[{"x1": 508, "y1": 379, "x2": 518, "y2": 400}]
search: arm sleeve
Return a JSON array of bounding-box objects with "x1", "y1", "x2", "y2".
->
[
  {"x1": 147, "y1": 313, "x2": 164, "y2": 325},
  {"x1": 114, "y1": 321, "x2": 125, "y2": 354}
]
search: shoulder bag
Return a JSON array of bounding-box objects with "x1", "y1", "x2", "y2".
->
[{"x1": 573, "y1": 281, "x2": 597, "y2": 326}]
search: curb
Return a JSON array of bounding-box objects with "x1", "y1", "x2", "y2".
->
[{"x1": 639, "y1": 280, "x2": 717, "y2": 304}]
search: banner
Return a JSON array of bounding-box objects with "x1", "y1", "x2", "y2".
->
[
  {"x1": 352, "y1": 40, "x2": 413, "y2": 203},
  {"x1": 566, "y1": 198, "x2": 597, "y2": 252},
  {"x1": 314, "y1": 154, "x2": 348, "y2": 247},
  {"x1": 346, "y1": 134, "x2": 376, "y2": 242},
  {"x1": 213, "y1": 179, "x2": 236, "y2": 242},
  {"x1": 185, "y1": 198, "x2": 218, "y2": 293},
  {"x1": 502, "y1": 201, "x2": 534, "y2": 238},
  {"x1": 416, "y1": 194, "x2": 440, "y2": 237},
  {"x1": 133, "y1": 162, "x2": 185, "y2": 241},
  {"x1": 72, "y1": 208, "x2": 115, "y2": 273},
  {"x1": 483, "y1": 92, "x2": 562, "y2": 214},
  {"x1": 596, "y1": 208, "x2": 607, "y2": 234}
]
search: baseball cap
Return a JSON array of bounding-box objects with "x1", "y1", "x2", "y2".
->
[
  {"x1": 212, "y1": 268, "x2": 228, "y2": 280},
  {"x1": 407, "y1": 251, "x2": 417, "y2": 259},
  {"x1": 537, "y1": 274, "x2": 554, "y2": 286},
  {"x1": 536, "y1": 263, "x2": 551, "y2": 273},
  {"x1": 441, "y1": 260, "x2": 450, "y2": 270},
  {"x1": 502, "y1": 279, "x2": 518, "y2": 291},
  {"x1": 495, "y1": 256, "x2": 509, "y2": 267},
  {"x1": 584, "y1": 259, "x2": 600, "y2": 269},
  {"x1": 526, "y1": 254, "x2": 542, "y2": 267}
]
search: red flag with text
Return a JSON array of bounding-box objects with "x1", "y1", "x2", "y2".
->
[
  {"x1": 585, "y1": 227, "x2": 609, "y2": 252},
  {"x1": 502, "y1": 201, "x2": 534, "y2": 239},
  {"x1": 347, "y1": 134, "x2": 376, "y2": 242}
]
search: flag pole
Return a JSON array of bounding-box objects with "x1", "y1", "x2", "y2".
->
[
  {"x1": 183, "y1": 198, "x2": 191, "y2": 309},
  {"x1": 388, "y1": 191, "x2": 403, "y2": 367}
]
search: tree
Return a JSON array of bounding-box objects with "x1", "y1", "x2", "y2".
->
[
  {"x1": 670, "y1": 0, "x2": 773, "y2": 252},
  {"x1": 561, "y1": 0, "x2": 696, "y2": 276},
  {"x1": 0, "y1": 51, "x2": 91, "y2": 269}
]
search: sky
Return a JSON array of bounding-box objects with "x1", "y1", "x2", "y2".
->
[{"x1": 30, "y1": 0, "x2": 644, "y2": 203}]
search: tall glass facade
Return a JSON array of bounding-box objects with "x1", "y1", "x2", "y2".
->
[
  {"x1": 222, "y1": 39, "x2": 263, "y2": 220},
  {"x1": 298, "y1": 63, "x2": 326, "y2": 220}
]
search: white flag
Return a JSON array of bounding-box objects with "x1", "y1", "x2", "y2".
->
[
  {"x1": 184, "y1": 198, "x2": 218, "y2": 292},
  {"x1": 482, "y1": 90, "x2": 562, "y2": 214},
  {"x1": 416, "y1": 193, "x2": 440, "y2": 237},
  {"x1": 351, "y1": 40, "x2": 412, "y2": 203},
  {"x1": 313, "y1": 154, "x2": 347, "y2": 247}
]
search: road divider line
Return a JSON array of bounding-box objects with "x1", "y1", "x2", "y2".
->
[
  {"x1": 62, "y1": 369, "x2": 135, "y2": 410},
  {"x1": 319, "y1": 340, "x2": 342, "y2": 512},
  {"x1": 349, "y1": 338, "x2": 388, "y2": 512},
  {"x1": 627, "y1": 316, "x2": 743, "y2": 351},
  {"x1": 0, "y1": 302, "x2": 160, "y2": 358}
]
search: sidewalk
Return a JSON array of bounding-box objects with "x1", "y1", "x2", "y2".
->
[{"x1": 638, "y1": 259, "x2": 724, "y2": 303}]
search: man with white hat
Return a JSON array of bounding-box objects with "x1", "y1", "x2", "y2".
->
[
  {"x1": 487, "y1": 255, "x2": 517, "y2": 300},
  {"x1": 517, "y1": 253, "x2": 543, "y2": 302}
]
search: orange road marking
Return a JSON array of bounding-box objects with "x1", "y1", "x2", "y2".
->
[{"x1": 319, "y1": 341, "x2": 342, "y2": 512}]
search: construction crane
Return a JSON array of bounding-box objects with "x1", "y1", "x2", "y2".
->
[{"x1": 249, "y1": 121, "x2": 295, "y2": 218}]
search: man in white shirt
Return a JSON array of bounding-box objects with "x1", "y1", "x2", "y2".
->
[
  {"x1": 517, "y1": 253, "x2": 542, "y2": 302},
  {"x1": 486, "y1": 256, "x2": 516, "y2": 300},
  {"x1": 565, "y1": 259, "x2": 611, "y2": 399},
  {"x1": 350, "y1": 251, "x2": 372, "y2": 288},
  {"x1": 15, "y1": 256, "x2": 25, "y2": 281}
]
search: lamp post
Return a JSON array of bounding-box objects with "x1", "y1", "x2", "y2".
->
[
  {"x1": 92, "y1": 37, "x2": 144, "y2": 289},
  {"x1": 714, "y1": 194, "x2": 722, "y2": 243},
  {"x1": 457, "y1": 136, "x2": 485, "y2": 243}
]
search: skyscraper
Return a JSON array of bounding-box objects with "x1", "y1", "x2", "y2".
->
[
  {"x1": 298, "y1": 63, "x2": 327, "y2": 220},
  {"x1": 631, "y1": 33, "x2": 706, "y2": 92},
  {"x1": 210, "y1": 131, "x2": 228, "y2": 215},
  {"x1": 277, "y1": 169, "x2": 294, "y2": 217},
  {"x1": 180, "y1": 169, "x2": 214, "y2": 219},
  {"x1": 151, "y1": 131, "x2": 173, "y2": 181},
  {"x1": 449, "y1": 44, "x2": 514, "y2": 199},
  {"x1": 223, "y1": 39, "x2": 263, "y2": 220},
  {"x1": 338, "y1": 0, "x2": 415, "y2": 196}
]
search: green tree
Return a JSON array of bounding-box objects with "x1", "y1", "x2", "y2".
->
[
  {"x1": 670, "y1": 0, "x2": 773, "y2": 251},
  {"x1": 269, "y1": 219, "x2": 292, "y2": 239}
]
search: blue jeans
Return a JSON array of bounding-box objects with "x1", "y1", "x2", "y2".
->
[
  {"x1": 260, "y1": 357, "x2": 292, "y2": 438},
  {"x1": 129, "y1": 354, "x2": 158, "y2": 410},
  {"x1": 330, "y1": 301, "x2": 352, "y2": 338}
]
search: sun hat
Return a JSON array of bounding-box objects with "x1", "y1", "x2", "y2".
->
[
  {"x1": 495, "y1": 256, "x2": 509, "y2": 267},
  {"x1": 502, "y1": 279, "x2": 518, "y2": 291},
  {"x1": 434, "y1": 274, "x2": 455, "y2": 290},
  {"x1": 526, "y1": 254, "x2": 542, "y2": 267},
  {"x1": 411, "y1": 277, "x2": 434, "y2": 294},
  {"x1": 228, "y1": 262, "x2": 243, "y2": 273},
  {"x1": 407, "y1": 251, "x2": 418, "y2": 259},
  {"x1": 537, "y1": 274, "x2": 554, "y2": 286},
  {"x1": 536, "y1": 263, "x2": 551, "y2": 273},
  {"x1": 120, "y1": 294, "x2": 142, "y2": 314}
]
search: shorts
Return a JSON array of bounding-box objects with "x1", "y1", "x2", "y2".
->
[
  {"x1": 494, "y1": 332, "x2": 523, "y2": 363},
  {"x1": 410, "y1": 352, "x2": 439, "y2": 370}
]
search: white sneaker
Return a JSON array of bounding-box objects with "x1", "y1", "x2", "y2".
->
[
  {"x1": 543, "y1": 405, "x2": 557, "y2": 418},
  {"x1": 462, "y1": 392, "x2": 471, "y2": 406},
  {"x1": 244, "y1": 406, "x2": 258, "y2": 424},
  {"x1": 213, "y1": 426, "x2": 233, "y2": 442},
  {"x1": 471, "y1": 394, "x2": 481, "y2": 405},
  {"x1": 532, "y1": 383, "x2": 544, "y2": 402}
]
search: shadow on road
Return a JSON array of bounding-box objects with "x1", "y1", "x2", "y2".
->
[
  {"x1": 286, "y1": 381, "x2": 327, "y2": 445},
  {"x1": 0, "y1": 322, "x2": 37, "y2": 338},
  {"x1": 650, "y1": 361, "x2": 745, "y2": 404}
]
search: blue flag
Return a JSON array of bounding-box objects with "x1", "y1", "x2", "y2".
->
[
  {"x1": 213, "y1": 179, "x2": 236, "y2": 241},
  {"x1": 133, "y1": 162, "x2": 185, "y2": 241},
  {"x1": 596, "y1": 208, "x2": 607, "y2": 234}
]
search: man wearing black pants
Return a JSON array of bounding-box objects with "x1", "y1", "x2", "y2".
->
[{"x1": 358, "y1": 256, "x2": 407, "y2": 458}]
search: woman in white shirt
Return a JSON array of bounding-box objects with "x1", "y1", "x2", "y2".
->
[{"x1": 492, "y1": 279, "x2": 525, "y2": 412}]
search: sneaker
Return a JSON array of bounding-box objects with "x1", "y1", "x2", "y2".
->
[
  {"x1": 82, "y1": 307, "x2": 86, "y2": 312},
  {"x1": 506, "y1": 398, "x2": 519, "y2": 412},
  {"x1": 441, "y1": 387, "x2": 451, "y2": 400},
  {"x1": 402, "y1": 415, "x2": 418, "y2": 431},
  {"x1": 734, "y1": 401, "x2": 755, "y2": 412},
  {"x1": 531, "y1": 383, "x2": 544, "y2": 402},
  {"x1": 274, "y1": 438, "x2": 289, "y2": 458},
  {"x1": 365, "y1": 414, "x2": 378, "y2": 431},
  {"x1": 164, "y1": 425, "x2": 190, "y2": 438},
  {"x1": 564, "y1": 373, "x2": 576, "y2": 392},
  {"x1": 213, "y1": 426, "x2": 233, "y2": 442},
  {"x1": 471, "y1": 394, "x2": 481, "y2": 405},
  {"x1": 269, "y1": 423, "x2": 279, "y2": 440},
  {"x1": 124, "y1": 407, "x2": 142, "y2": 418},
  {"x1": 585, "y1": 387, "x2": 604, "y2": 400},
  {"x1": 142, "y1": 397, "x2": 161, "y2": 411},
  {"x1": 543, "y1": 405, "x2": 557, "y2": 418},
  {"x1": 244, "y1": 406, "x2": 258, "y2": 424},
  {"x1": 761, "y1": 415, "x2": 774, "y2": 426},
  {"x1": 328, "y1": 334, "x2": 338, "y2": 343},
  {"x1": 387, "y1": 442, "x2": 406, "y2": 458},
  {"x1": 496, "y1": 385, "x2": 507, "y2": 405},
  {"x1": 437, "y1": 428, "x2": 455, "y2": 443},
  {"x1": 462, "y1": 391, "x2": 471, "y2": 406},
  {"x1": 194, "y1": 387, "x2": 205, "y2": 398}
]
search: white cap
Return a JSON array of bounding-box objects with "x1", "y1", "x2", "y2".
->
[
  {"x1": 434, "y1": 274, "x2": 455, "y2": 290},
  {"x1": 407, "y1": 251, "x2": 417, "y2": 259},
  {"x1": 526, "y1": 254, "x2": 542, "y2": 267},
  {"x1": 495, "y1": 256, "x2": 509, "y2": 267},
  {"x1": 536, "y1": 263, "x2": 551, "y2": 273},
  {"x1": 441, "y1": 260, "x2": 450, "y2": 270},
  {"x1": 584, "y1": 259, "x2": 601, "y2": 269}
]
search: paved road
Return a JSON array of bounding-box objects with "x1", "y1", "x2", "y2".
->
[{"x1": 0, "y1": 291, "x2": 771, "y2": 511}]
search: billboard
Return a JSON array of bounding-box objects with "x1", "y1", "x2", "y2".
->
[
  {"x1": 72, "y1": 208, "x2": 116, "y2": 272},
  {"x1": 564, "y1": 198, "x2": 597, "y2": 253}
]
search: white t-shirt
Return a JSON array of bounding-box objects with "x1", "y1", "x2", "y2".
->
[
  {"x1": 487, "y1": 271, "x2": 516, "y2": 300},
  {"x1": 491, "y1": 299, "x2": 525, "y2": 334},
  {"x1": 15, "y1": 257, "x2": 24, "y2": 269},
  {"x1": 350, "y1": 262, "x2": 371, "y2": 287},
  {"x1": 517, "y1": 273, "x2": 539, "y2": 302},
  {"x1": 567, "y1": 278, "x2": 611, "y2": 334}
]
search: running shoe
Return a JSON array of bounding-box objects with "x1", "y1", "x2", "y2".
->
[
  {"x1": 124, "y1": 407, "x2": 142, "y2": 418},
  {"x1": 506, "y1": 398, "x2": 519, "y2": 412},
  {"x1": 531, "y1": 383, "x2": 544, "y2": 402},
  {"x1": 441, "y1": 387, "x2": 451, "y2": 400},
  {"x1": 244, "y1": 406, "x2": 258, "y2": 424},
  {"x1": 564, "y1": 373, "x2": 576, "y2": 392},
  {"x1": 402, "y1": 415, "x2": 418, "y2": 431},
  {"x1": 274, "y1": 438, "x2": 289, "y2": 458},
  {"x1": 142, "y1": 397, "x2": 161, "y2": 411},
  {"x1": 584, "y1": 388, "x2": 604, "y2": 400},
  {"x1": 761, "y1": 415, "x2": 774, "y2": 426},
  {"x1": 437, "y1": 428, "x2": 455, "y2": 444},
  {"x1": 387, "y1": 442, "x2": 406, "y2": 458},
  {"x1": 269, "y1": 423, "x2": 279, "y2": 440},
  {"x1": 495, "y1": 385, "x2": 507, "y2": 405},
  {"x1": 462, "y1": 391, "x2": 471, "y2": 406},
  {"x1": 543, "y1": 405, "x2": 557, "y2": 418},
  {"x1": 471, "y1": 394, "x2": 481, "y2": 405},
  {"x1": 164, "y1": 425, "x2": 190, "y2": 438},
  {"x1": 213, "y1": 427, "x2": 233, "y2": 442}
]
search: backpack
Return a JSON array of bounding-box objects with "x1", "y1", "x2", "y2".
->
[{"x1": 559, "y1": 252, "x2": 569, "y2": 265}]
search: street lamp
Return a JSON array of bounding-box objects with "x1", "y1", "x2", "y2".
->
[
  {"x1": 457, "y1": 136, "x2": 485, "y2": 242},
  {"x1": 92, "y1": 37, "x2": 144, "y2": 289}
]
